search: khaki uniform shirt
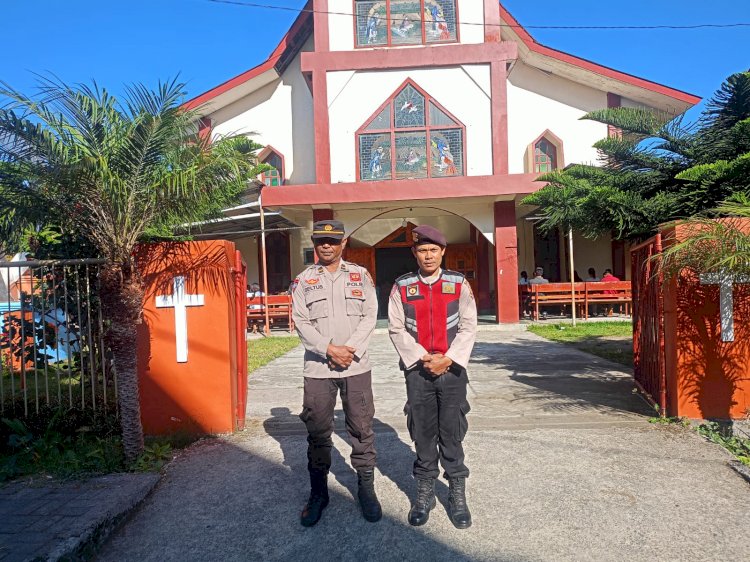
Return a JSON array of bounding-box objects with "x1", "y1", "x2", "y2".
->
[
  {"x1": 291, "y1": 260, "x2": 378, "y2": 379},
  {"x1": 388, "y1": 269, "x2": 478, "y2": 370}
]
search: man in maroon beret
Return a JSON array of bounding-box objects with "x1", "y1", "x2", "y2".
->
[{"x1": 387, "y1": 224, "x2": 477, "y2": 529}]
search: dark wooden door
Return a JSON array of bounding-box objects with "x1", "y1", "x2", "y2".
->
[
  {"x1": 260, "y1": 232, "x2": 291, "y2": 293},
  {"x1": 533, "y1": 226, "x2": 561, "y2": 282},
  {"x1": 444, "y1": 244, "x2": 478, "y2": 296}
]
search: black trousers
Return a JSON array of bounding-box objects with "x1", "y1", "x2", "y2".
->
[
  {"x1": 299, "y1": 371, "x2": 376, "y2": 473},
  {"x1": 404, "y1": 366, "x2": 470, "y2": 480}
]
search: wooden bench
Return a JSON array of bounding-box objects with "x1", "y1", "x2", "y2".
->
[
  {"x1": 247, "y1": 294, "x2": 294, "y2": 333},
  {"x1": 583, "y1": 281, "x2": 632, "y2": 318},
  {"x1": 523, "y1": 282, "x2": 587, "y2": 320},
  {"x1": 522, "y1": 281, "x2": 632, "y2": 320}
]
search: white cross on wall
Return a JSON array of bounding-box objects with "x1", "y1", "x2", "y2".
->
[
  {"x1": 156, "y1": 276, "x2": 205, "y2": 363},
  {"x1": 699, "y1": 272, "x2": 750, "y2": 342}
]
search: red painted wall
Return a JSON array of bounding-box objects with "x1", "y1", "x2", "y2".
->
[
  {"x1": 662, "y1": 222, "x2": 750, "y2": 419},
  {"x1": 136, "y1": 240, "x2": 246, "y2": 435}
]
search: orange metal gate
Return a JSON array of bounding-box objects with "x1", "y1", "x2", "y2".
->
[{"x1": 630, "y1": 234, "x2": 666, "y2": 415}]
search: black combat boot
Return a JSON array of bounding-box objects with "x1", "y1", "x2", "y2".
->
[
  {"x1": 300, "y1": 469, "x2": 329, "y2": 527},
  {"x1": 448, "y1": 476, "x2": 472, "y2": 529},
  {"x1": 357, "y1": 469, "x2": 382, "y2": 522},
  {"x1": 408, "y1": 478, "x2": 436, "y2": 526}
]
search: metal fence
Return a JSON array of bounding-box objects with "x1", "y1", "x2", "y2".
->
[
  {"x1": 0, "y1": 258, "x2": 115, "y2": 418},
  {"x1": 630, "y1": 234, "x2": 666, "y2": 415}
]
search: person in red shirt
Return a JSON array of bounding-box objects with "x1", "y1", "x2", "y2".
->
[
  {"x1": 599, "y1": 269, "x2": 621, "y2": 315},
  {"x1": 600, "y1": 269, "x2": 620, "y2": 283}
]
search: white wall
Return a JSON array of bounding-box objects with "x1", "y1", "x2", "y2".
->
[
  {"x1": 235, "y1": 237, "x2": 260, "y2": 285},
  {"x1": 210, "y1": 39, "x2": 316, "y2": 185},
  {"x1": 507, "y1": 61, "x2": 609, "y2": 174},
  {"x1": 328, "y1": 0, "x2": 484, "y2": 51},
  {"x1": 327, "y1": 65, "x2": 492, "y2": 183}
]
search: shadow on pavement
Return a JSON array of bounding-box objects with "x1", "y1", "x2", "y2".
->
[
  {"x1": 96, "y1": 436, "x2": 527, "y2": 562},
  {"x1": 262, "y1": 408, "x2": 452, "y2": 515},
  {"x1": 470, "y1": 339, "x2": 652, "y2": 416}
]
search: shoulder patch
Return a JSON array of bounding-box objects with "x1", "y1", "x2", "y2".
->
[
  {"x1": 395, "y1": 272, "x2": 419, "y2": 287},
  {"x1": 442, "y1": 270, "x2": 465, "y2": 284}
]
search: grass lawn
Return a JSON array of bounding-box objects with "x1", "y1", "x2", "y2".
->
[
  {"x1": 247, "y1": 336, "x2": 300, "y2": 374},
  {"x1": 527, "y1": 321, "x2": 634, "y2": 367}
]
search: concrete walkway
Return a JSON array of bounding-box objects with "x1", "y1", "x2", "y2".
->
[{"x1": 98, "y1": 332, "x2": 750, "y2": 561}]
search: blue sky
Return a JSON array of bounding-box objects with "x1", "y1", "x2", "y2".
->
[{"x1": 2, "y1": 0, "x2": 749, "y2": 121}]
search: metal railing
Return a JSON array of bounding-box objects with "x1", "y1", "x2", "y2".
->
[
  {"x1": 631, "y1": 234, "x2": 667, "y2": 415},
  {"x1": 0, "y1": 258, "x2": 115, "y2": 418}
]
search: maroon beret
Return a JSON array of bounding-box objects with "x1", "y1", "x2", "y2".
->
[{"x1": 411, "y1": 225, "x2": 447, "y2": 247}]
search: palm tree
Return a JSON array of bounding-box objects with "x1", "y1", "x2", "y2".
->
[{"x1": 0, "y1": 78, "x2": 266, "y2": 461}]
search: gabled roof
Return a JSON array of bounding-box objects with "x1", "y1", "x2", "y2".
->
[
  {"x1": 186, "y1": 1, "x2": 700, "y2": 114},
  {"x1": 497, "y1": 3, "x2": 700, "y2": 111}
]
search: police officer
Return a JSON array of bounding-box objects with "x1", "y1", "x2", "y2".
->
[
  {"x1": 291, "y1": 220, "x2": 381, "y2": 526},
  {"x1": 388, "y1": 225, "x2": 477, "y2": 529}
]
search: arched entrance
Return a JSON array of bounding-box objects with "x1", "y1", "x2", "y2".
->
[{"x1": 345, "y1": 221, "x2": 481, "y2": 317}]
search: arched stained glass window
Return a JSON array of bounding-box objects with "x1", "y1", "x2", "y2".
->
[
  {"x1": 357, "y1": 80, "x2": 464, "y2": 181},
  {"x1": 534, "y1": 138, "x2": 557, "y2": 173},
  {"x1": 261, "y1": 149, "x2": 284, "y2": 187},
  {"x1": 354, "y1": 0, "x2": 458, "y2": 47}
]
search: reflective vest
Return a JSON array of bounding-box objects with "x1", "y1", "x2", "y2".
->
[{"x1": 395, "y1": 269, "x2": 464, "y2": 354}]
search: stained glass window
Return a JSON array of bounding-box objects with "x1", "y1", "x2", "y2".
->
[
  {"x1": 357, "y1": 80, "x2": 464, "y2": 181},
  {"x1": 359, "y1": 133, "x2": 392, "y2": 181},
  {"x1": 261, "y1": 150, "x2": 283, "y2": 186},
  {"x1": 534, "y1": 138, "x2": 557, "y2": 173},
  {"x1": 354, "y1": 0, "x2": 457, "y2": 47}
]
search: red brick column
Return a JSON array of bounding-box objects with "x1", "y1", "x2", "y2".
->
[{"x1": 494, "y1": 201, "x2": 519, "y2": 323}]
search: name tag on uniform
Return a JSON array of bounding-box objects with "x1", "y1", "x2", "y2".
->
[{"x1": 442, "y1": 282, "x2": 456, "y2": 294}]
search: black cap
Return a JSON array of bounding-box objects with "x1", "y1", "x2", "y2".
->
[
  {"x1": 312, "y1": 220, "x2": 346, "y2": 240},
  {"x1": 411, "y1": 225, "x2": 447, "y2": 247}
]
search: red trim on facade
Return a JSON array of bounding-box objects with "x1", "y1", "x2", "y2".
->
[
  {"x1": 354, "y1": 78, "x2": 466, "y2": 182},
  {"x1": 493, "y1": 200, "x2": 519, "y2": 323},
  {"x1": 263, "y1": 174, "x2": 542, "y2": 207},
  {"x1": 198, "y1": 117, "x2": 212, "y2": 141},
  {"x1": 483, "y1": 0, "x2": 502, "y2": 42},
  {"x1": 607, "y1": 92, "x2": 622, "y2": 138},
  {"x1": 187, "y1": 1, "x2": 697, "y2": 113},
  {"x1": 497, "y1": 3, "x2": 700, "y2": 105},
  {"x1": 312, "y1": 208, "x2": 334, "y2": 222},
  {"x1": 183, "y1": 1, "x2": 313, "y2": 110},
  {"x1": 313, "y1": 0, "x2": 330, "y2": 52},
  {"x1": 490, "y1": 60, "x2": 509, "y2": 175},
  {"x1": 312, "y1": 70, "x2": 332, "y2": 184},
  {"x1": 302, "y1": 41, "x2": 516, "y2": 73}
]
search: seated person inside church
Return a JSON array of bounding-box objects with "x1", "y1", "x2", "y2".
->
[{"x1": 528, "y1": 267, "x2": 549, "y2": 284}]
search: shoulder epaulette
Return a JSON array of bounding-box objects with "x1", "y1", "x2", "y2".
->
[
  {"x1": 395, "y1": 272, "x2": 419, "y2": 286},
  {"x1": 441, "y1": 270, "x2": 465, "y2": 284}
]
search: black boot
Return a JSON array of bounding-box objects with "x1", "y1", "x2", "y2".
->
[
  {"x1": 357, "y1": 469, "x2": 382, "y2": 522},
  {"x1": 408, "y1": 478, "x2": 436, "y2": 526},
  {"x1": 448, "y1": 477, "x2": 472, "y2": 529},
  {"x1": 300, "y1": 469, "x2": 329, "y2": 527}
]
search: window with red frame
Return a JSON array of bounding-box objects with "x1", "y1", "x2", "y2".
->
[
  {"x1": 261, "y1": 150, "x2": 284, "y2": 187},
  {"x1": 534, "y1": 138, "x2": 557, "y2": 173},
  {"x1": 355, "y1": 0, "x2": 458, "y2": 47},
  {"x1": 357, "y1": 81, "x2": 464, "y2": 181}
]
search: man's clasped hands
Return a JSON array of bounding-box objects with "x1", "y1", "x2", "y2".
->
[{"x1": 326, "y1": 344, "x2": 452, "y2": 376}]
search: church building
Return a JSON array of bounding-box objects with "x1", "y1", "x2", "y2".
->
[{"x1": 185, "y1": 0, "x2": 699, "y2": 322}]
